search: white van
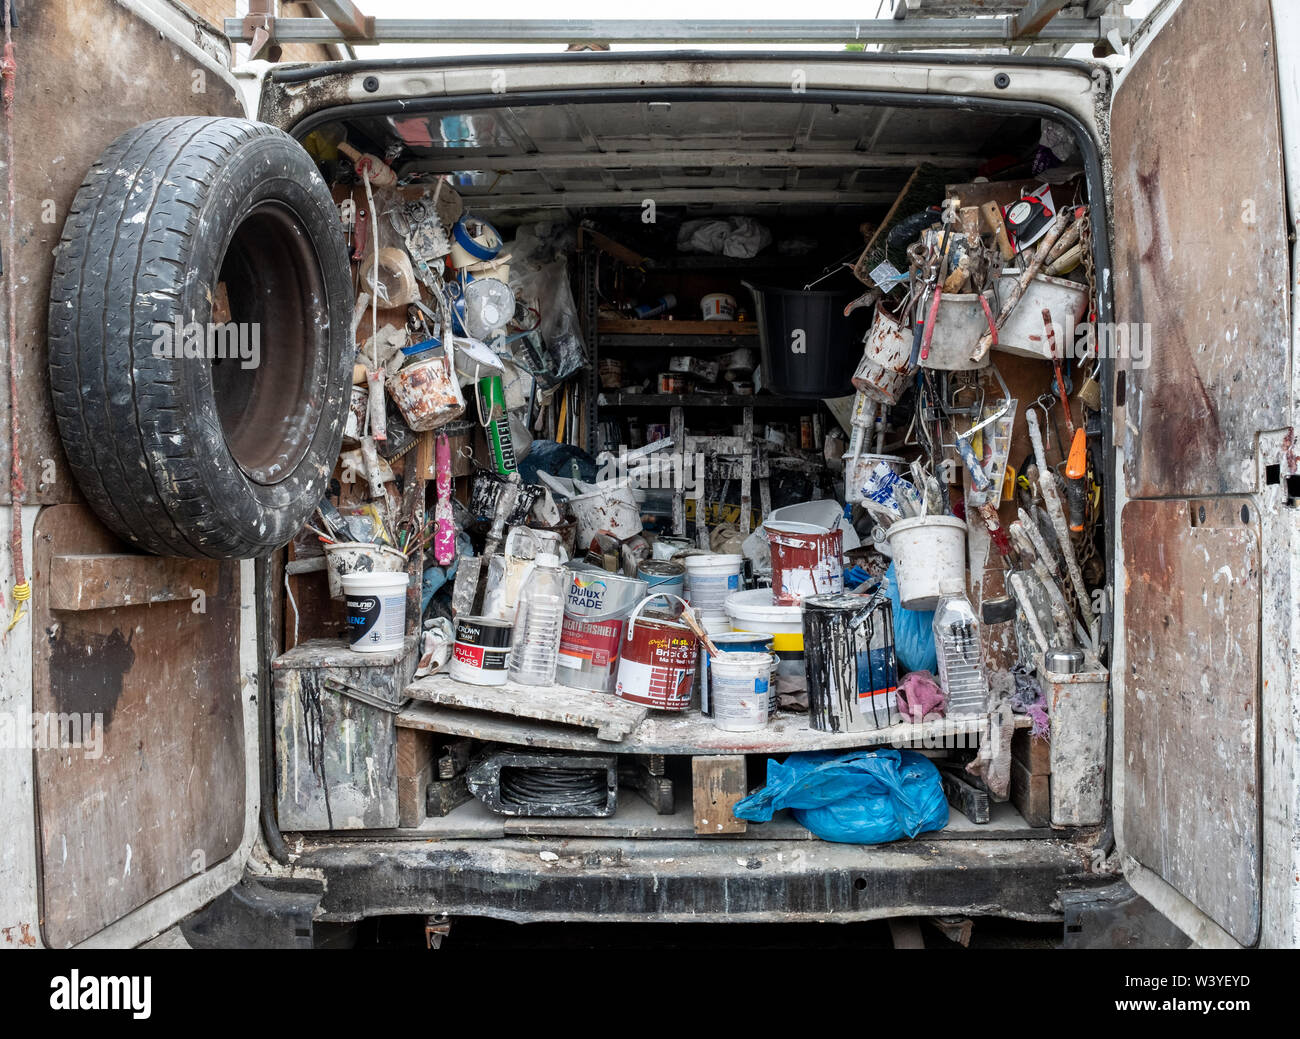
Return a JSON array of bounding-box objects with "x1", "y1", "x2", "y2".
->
[{"x1": 0, "y1": 0, "x2": 1294, "y2": 949}]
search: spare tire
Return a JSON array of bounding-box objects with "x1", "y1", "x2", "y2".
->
[{"x1": 48, "y1": 116, "x2": 352, "y2": 558}]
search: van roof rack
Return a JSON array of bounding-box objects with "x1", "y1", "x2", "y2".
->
[{"x1": 225, "y1": 1, "x2": 1136, "y2": 58}]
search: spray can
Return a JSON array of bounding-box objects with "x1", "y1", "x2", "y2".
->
[{"x1": 477, "y1": 374, "x2": 517, "y2": 475}]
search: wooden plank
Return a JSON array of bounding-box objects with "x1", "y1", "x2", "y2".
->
[
  {"x1": 398, "y1": 698, "x2": 1029, "y2": 757},
  {"x1": 692, "y1": 756, "x2": 747, "y2": 835},
  {"x1": 1011, "y1": 729, "x2": 1051, "y2": 776},
  {"x1": 405, "y1": 673, "x2": 648, "y2": 742},
  {"x1": 396, "y1": 728, "x2": 435, "y2": 829},
  {"x1": 47, "y1": 554, "x2": 218, "y2": 611},
  {"x1": 1010, "y1": 759, "x2": 1051, "y2": 829},
  {"x1": 32, "y1": 506, "x2": 244, "y2": 948},
  {"x1": 597, "y1": 318, "x2": 756, "y2": 336}
]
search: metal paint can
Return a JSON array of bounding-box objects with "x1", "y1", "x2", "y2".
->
[
  {"x1": 448, "y1": 616, "x2": 513, "y2": 686},
  {"x1": 556, "y1": 564, "x2": 648, "y2": 693},
  {"x1": 614, "y1": 595, "x2": 699, "y2": 711},
  {"x1": 637, "y1": 559, "x2": 686, "y2": 600},
  {"x1": 764, "y1": 521, "x2": 844, "y2": 606},
  {"x1": 803, "y1": 591, "x2": 898, "y2": 732}
]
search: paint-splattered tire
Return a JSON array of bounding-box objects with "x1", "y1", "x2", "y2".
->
[{"x1": 47, "y1": 116, "x2": 352, "y2": 558}]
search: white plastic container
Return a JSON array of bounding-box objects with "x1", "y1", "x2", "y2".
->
[
  {"x1": 324, "y1": 542, "x2": 407, "y2": 601},
  {"x1": 342, "y1": 571, "x2": 409, "y2": 653},
  {"x1": 723, "y1": 587, "x2": 805, "y2": 679},
  {"x1": 885, "y1": 515, "x2": 967, "y2": 610},
  {"x1": 683, "y1": 553, "x2": 743, "y2": 620},
  {"x1": 508, "y1": 553, "x2": 566, "y2": 686},
  {"x1": 568, "y1": 481, "x2": 642, "y2": 545},
  {"x1": 855, "y1": 307, "x2": 912, "y2": 403},
  {"x1": 708, "y1": 651, "x2": 773, "y2": 732},
  {"x1": 701, "y1": 292, "x2": 737, "y2": 322}
]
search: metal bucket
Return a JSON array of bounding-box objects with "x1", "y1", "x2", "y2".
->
[
  {"x1": 556, "y1": 564, "x2": 648, "y2": 693},
  {"x1": 637, "y1": 559, "x2": 686, "y2": 600},
  {"x1": 854, "y1": 307, "x2": 911, "y2": 404},
  {"x1": 803, "y1": 591, "x2": 898, "y2": 733},
  {"x1": 764, "y1": 521, "x2": 843, "y2": 606},
  {"x1": 614, "y1": 594, "x2": 699, "y2": 711}
]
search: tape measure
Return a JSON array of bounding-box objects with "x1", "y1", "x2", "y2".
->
[{"x1": 1004, "y1": 195, "x2": 1053, "y2": 247}]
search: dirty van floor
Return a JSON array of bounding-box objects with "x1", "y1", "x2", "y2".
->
[{"x1": 339, "y1": 916, "x2": 1061, "y2": 950}]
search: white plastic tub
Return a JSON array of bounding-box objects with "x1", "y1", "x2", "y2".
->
[
  {"x1": 683, "y1": 553, "x2": 743, "y2": 619},
  {"x1": 885, "y1": 515, "x2": 967, "y2": 610},
  {"x1": 342, "y1": 571, "x2": 409, "y2": 653}
]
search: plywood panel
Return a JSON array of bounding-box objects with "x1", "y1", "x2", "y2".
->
[
  {"x1": 1111, "y1": 0, "x2": 1288, "y2": 498},
  {"x1": 1121, "y1": 497, "x2": 1260, "y2": 945},
  {"x1": 32, "y1": 506, "x2": 244, "y2": 947}
]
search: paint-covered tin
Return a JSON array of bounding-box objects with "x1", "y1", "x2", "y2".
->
[
  {"x1": 700, "y1": 631, "x2": 776, "y2": 717},
  {"x1": 556, "y1": 565, "x2": 648, "y2": 693},
  {"x1": 803, "y1": 591, "x2": 898, "y2": 732},
  {"x1": 764, "y1": 520, "x2": 844, "y2": 606},
  {"x1": 614, "y1": 595, "x2": 699, "y2": 711},
  {"x1": 449, "y1": 616, "x2": 513, "y2": 686},
  {"x1": 637, "y1": 559, "x2": 686, "y2": 600}
]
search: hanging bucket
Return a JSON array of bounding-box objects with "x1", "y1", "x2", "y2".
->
[
  {"x1": 854, "y1": 307, "x2": 912, "y2": 404},
  {"x1": 568, "y1": 481, "x2": 642, "y2": 545},
  {"x1": 388, "y1": 343, "x2": 466, "y2": 431},
  {"x1": 342, "y1": 571, "x2": 409, "y2": 653},
  {"x1": 764, "y1": 521, "x2": 843, "y2": 606},
  {"x1": 556, "y1": 565, "x2": 648, "y2": 693},
  {"x1": 709, "y1": 651, "x2": 774, "y2": 732},
  {"x1": 884, "y1": 515, "x2": 967, "y2": 610},
  {"x1": 324, "y1": 542, "x2": 407, "y2": 601},
  {"x1": 803, "y1": 591, "x2": 898, "y2": 732},
  {"x1": 682, "y1": 553, "x2": 743, "y2": 621},
  {"x1": 614, "y1": 594, "x2": 699, "y2": 711}
]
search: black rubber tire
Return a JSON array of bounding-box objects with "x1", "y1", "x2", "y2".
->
[{"x1": 48, "y1": 117, "x2": 352, "y2": 558}]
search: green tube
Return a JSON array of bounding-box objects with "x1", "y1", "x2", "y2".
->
[{"x1": 477, "y1": 374, "x2": 517, "y2": 475}]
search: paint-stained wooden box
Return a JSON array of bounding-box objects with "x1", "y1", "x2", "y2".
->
[{"x1": 273, "y1": 637, "x2": 418, "y2": 831}]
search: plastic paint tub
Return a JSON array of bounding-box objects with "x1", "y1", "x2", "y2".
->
[
  {"x1": 614, "y1": 594, "x2": 699, "y2": 711},
  {"x1": 325, "y1": 542, "x2": 408, "y2": 601},
  {"x1": 701, "y1": 292, "x2": 738, "y2": 322},
  {"x1": 802, "y1": 592, "x2": 898, "y2": 732},
  {"x1": 637, "y1": 559, "x2": 686, "y2": 600},
  {"x1": 683, "y1": 553, "x2": 743, "y2": 620},
  {"x1": 724, "y1": 588, "x2": 805, "y2": 679},
  {"x1": 342, "y1": 571, "x2": 409, "y2": 653},
  {"x1": 557, "y1": 565, "x2": 648, "y2": 693},
  {"x1": 709, "y1": 651, "x2": 774, "y2": 732},
  {"x1": 764, "y1": 521, "x2": 843, "y2": 606},
  {"x1": 854, "y1": 307, "x2": 912, "y2": 404},
  {"x1": 652, "y1": 536, "x2": 693, "y2": 561},
  {"x1": 701, "y1": 631, "x2": 775, "y2": 717},
  {"x1": 885, "y1": 515, "x2": 967, "y2": 610},
  {"x1": 388, "y1": 353, "x2": 465, "y2": 431},
  {"x1": 450, "y1": 214, "x2": 503, "y2": 268},
  {"x1": 448, "y1": 616, "x2": 513, "y2": 685}
]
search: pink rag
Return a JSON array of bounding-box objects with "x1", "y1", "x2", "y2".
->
[{"x1": 896, "y1": 670, "x2": 946, "y2": 722}]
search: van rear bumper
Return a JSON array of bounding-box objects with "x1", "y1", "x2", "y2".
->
[{"x1": 293, "y1": 836, "x2": 1099, "y2": 924}]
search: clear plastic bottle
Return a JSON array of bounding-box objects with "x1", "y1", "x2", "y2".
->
[
  {"x1": 932, "y1": 580, "x2": 990, "y2": 717},
  {"x1": 508, "y1": 553, "x2": 566, "y2": 686}
]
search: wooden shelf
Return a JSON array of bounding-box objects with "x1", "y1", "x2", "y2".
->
[
  {"x1": 597, "y1": 318, "x2": 758, "y2": 336},
  {"x1": 599, "y1": 392, "x2": 811, "y2": 409},
  {"x1": 397, "y1": 691, "x2": 1029, "y2": 757}
]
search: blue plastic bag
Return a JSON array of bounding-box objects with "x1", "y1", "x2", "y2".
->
[
  {"x1": 734, "y1": 748, "x2": 948, "y2": 843},
  {"x1": 885, "y1": 562, "x2": 937, "y2": 674}
]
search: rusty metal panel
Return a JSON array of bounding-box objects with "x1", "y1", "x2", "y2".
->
[
  {"x1": 31, "y1": 505, "x2": 244, "y2": 948},
  {"x1": 1121, "y1": 497, "x2": 1260, "y2": 946},
  {"x1": 1111, "y1": 0, "x2": 1288, "y2": 498},
  {"x1": 0, "y1": 2, "x2": 243, "y2": 506}
]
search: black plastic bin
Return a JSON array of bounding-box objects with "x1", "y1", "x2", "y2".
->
[{"x1": 743, "y1": 281, "x2": 869, "y2": 399}]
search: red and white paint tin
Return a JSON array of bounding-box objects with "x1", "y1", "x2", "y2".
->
[
  {"x1": 448, "y1": 616, "x2": 513, "y2": 685},
  {"x1": 764, "y1": 521, "x2": 844, "y2": 606},
  {"x1": 614, "y1": 594, "x2": 699, "y2": 711}
]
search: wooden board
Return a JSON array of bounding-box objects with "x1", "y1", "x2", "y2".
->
[
  {"x1": 1111, "y1": 0, "x2": 1288, "y2": 499},
  {"x1": 48, "y1": 554, "x2": 217, "y2": 611},
  {"x1": 693, "y1": 756, "x2": 747, "y2": 835},
  {"x1": 406, "y1": 674, "x2": 649, "y2": 742},
  {"x1": 396, "y1": 728, "x2": 435, "y2": 829},
  {"x1": 397, "y1": 698, "x2": 1029, "y2": 757},
  {"x1": 32, "y1": 506, "x2": 244, "y2": 948},
  {"x1": 1121, "y1": 497, "x2": 1260, "y2": 945}
]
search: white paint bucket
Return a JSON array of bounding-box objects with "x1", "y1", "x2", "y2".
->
[
  {"x1": 885, "y1": 515, "x2": 967, "y2": 610},
  {"x1": 683, "y1": 553, "x2": 743, "y2": 621},
  {"x1": 701, "y1": 631, "x2": 775, "y2": 717},
  {"x1": 448, "y1": 615, "x2": 513, "y2": 685},
  {"x1": 709, "y1": 651, "x2": 773, "y2": 732},
  {"x1": 724, "y1": 587, "x2": 805, "y2": 680},
  {"x1": 342, "y1": 571, "x2": 409, "y2": 653},
  {"x1": 855, "y1": 307, "x2": 912, "y2": 404},
  {"x1": 763, "y1": 521, "x2": 843, "y2": 606},
  {"x1": 325, "y1": 542, "x2": 408, "y2": 601},
  {"x1": 701, "y1": 293, "x2": 737, "y2": 321},
  {"x1": 568, "y1": 481, "x2": 642, "y2": 545}
]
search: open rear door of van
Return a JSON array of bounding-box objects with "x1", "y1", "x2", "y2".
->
[{"x1": 1110, "y1": 0, "x2": 1294, "y2": 948}]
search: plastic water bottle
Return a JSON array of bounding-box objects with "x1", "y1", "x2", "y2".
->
[
  {"x1": 932, "y1": 581, "x2": 990, "y2": 717},
  {"x1": 508, "y1": 553, "x2": 566, "y2": 686}
]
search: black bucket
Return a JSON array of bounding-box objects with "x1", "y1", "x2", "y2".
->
[{"x1": 743, "y1": 281, "x2": 868, "y2": 399}]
